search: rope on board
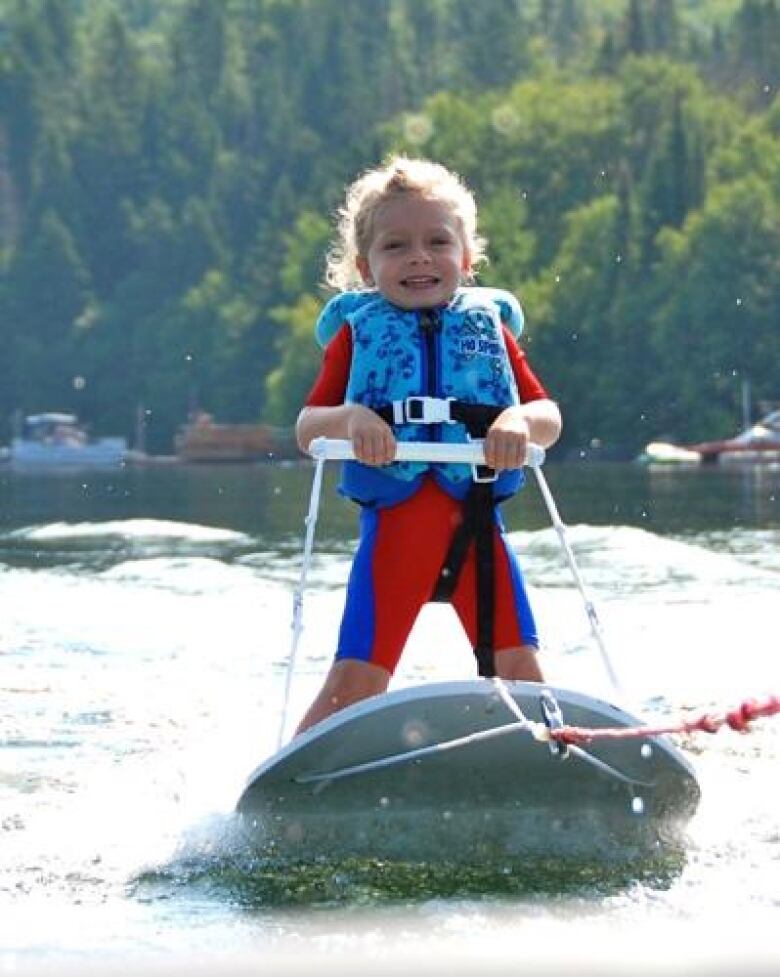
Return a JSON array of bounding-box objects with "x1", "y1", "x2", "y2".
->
[{"x1": 547, "y1": 695, "x2": 780, "y2": 747}]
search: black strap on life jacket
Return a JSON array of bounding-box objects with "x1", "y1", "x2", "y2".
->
[{"x1": 372, "y1": 400, "x2": 505, "y2": 678}]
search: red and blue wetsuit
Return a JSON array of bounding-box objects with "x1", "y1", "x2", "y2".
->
[{"x1": 305, "y1": 299, "x2": 551, "y2": 675}]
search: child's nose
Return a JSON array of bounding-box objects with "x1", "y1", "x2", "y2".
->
[{"x1": 409, "y1": 242, "x2": 431, "y2": 262}]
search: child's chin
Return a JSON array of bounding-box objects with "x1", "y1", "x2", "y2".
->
[{"x1": 397, "y1": 287, "x2": 447, "y2": 308}]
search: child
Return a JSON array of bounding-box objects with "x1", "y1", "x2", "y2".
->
[{"x1": 295, "y1": 157, "x2": 561, "y2": 735}]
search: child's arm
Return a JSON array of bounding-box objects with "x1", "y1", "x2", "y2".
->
[
  {"x1": 297, "y1": 320, "x2": 398, "y2": 467},
  {"x1": 296, "y1": 404, "x2": 397, "y2": 466},
  {"x1": 485, "y1": 327, "x2": 562, "y2": 470},
  {"x1": 483, "y1": 400, "x2": 562, "y2": 472}
]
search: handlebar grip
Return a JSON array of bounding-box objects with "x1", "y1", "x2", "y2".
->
[{"x1": 307, "y1": 437, "x2": 546, "y2": 468}]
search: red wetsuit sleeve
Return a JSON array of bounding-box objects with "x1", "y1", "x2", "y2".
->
[
  {"x1": 302, "y1": 322, "x2": 551, "y2": 406},
  {"x1": 502, "y1": 326, "x2": 550, "y2": 402},
  {"x1": 304, "y1": 323, "x2": 351, "y2": 407}
]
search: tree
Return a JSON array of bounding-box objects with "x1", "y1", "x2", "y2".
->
[
  {"x1": 0, "y1": 0, "x2": 79, "y2": 201},
  {"x1": 264, "y1": 294, "x2": 326, "y2": 425},
  {"x1": 624, "y1": 0, "x2": 647, "y2": 57},
  {"x1": 475, "y1": 186, "x2": 536, "y2": 296},
  {"x1": 72, "y1": 7, "x2": 149, "y2": 294},
  {"x1": 639, "y1": 91, "x2": 693, "y2": 263},
  {"x1": 448, "y1": 0, "x2": 531, "y2": 88},
  {"x1": 528, "y1": 195, "x2": 636, "y2": 448},
  {"x1": 3, "y1": 210, "x2": 91, "y2": 413},
  {"x1": 169, "y1": 0, "x2": 228, "y2": 104},
  {"x1": 550, "y1": 0, "x2": 588, "y2": 64},
  {"x1": 651, "y1": 177, "x2": 780, "y2": 439},
  {"x1": 649, "y1": 0, "x2": 680, "y2": 56}
]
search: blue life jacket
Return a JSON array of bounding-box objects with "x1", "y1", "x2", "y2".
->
[{"x1": 315, "y1": 287, "x2": 527, "y2": 507}]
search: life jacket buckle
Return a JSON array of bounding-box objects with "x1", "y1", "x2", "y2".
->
[
  {"x1": 402, "y1": 396, "x2": 456, "y2": 425},
  {"x1": 466, "y1": 435, "x2": 498, "y2": 483}
]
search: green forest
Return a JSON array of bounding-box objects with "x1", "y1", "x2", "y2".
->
[{"x1": 1, "y1": 0, "x2": 778, "y2": 455}]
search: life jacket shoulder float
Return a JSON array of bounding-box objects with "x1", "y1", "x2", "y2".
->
[{"x1": 315, "y1": 286, "x2": 524, "y2": 348}]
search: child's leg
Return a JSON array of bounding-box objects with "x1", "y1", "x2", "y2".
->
[
  {"x1": 494, "y1": 645, "x2": 544, "y2": 681},
  {"x1": 295, "y1": 659, "x2": 390, "y2": 735},
  {"x1": 295, "y1": 479, "x2": 460, "y2": 735}
]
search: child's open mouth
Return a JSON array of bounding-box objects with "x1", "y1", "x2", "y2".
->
[{"x1": 401, "y1": 276, "x2": 440, "y2": 288}]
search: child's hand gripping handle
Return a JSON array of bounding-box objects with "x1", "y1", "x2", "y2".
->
[{"x1": 307, "y1": 437, "x2": 546, "y2": 468}]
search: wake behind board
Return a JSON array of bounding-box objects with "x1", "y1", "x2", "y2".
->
[{"x1": 237, "y1": 681, "x2": 700, "y2": 863}]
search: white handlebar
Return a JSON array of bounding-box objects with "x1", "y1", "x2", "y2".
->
[{"x1": 307, "y1": 437, "x2": 546, "y2": 468}]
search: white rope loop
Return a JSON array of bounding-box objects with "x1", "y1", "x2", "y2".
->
[
  {"x1": 277, "y1": 453, "x2": 326, "y2": 749},
  {"x1": 529, "y1": 465, "x2": 623, "y2": 697}
]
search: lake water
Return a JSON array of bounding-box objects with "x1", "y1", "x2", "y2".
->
[{"x1": 1, "y1": 459, "x2": 778, "y2": 976}]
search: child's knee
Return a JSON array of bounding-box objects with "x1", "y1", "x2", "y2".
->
[
  {"x1": 326, "y1": 659, "x2": 390, "y2": 703},
  {"x1": 495, "y1": 645, "x2": 543, "y2": 682}
]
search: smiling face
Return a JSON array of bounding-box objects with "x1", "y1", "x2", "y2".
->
[{"x1": 356, "y1": 194, "x2": 472, "y2": 310}]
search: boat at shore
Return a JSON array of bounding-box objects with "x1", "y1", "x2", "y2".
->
[
  {"x1": 639, "y1": 409, "x2": 780, "y2": 466},
  {"x1": 636, "y1": 441, "x2": 702, "y2": 465},
  {"x1": 175, "y1": 413, "x2": 299, "y2": 463},
  {"x1": 686, "y1": 409, "x2": 780, "y2": 463},
  {"x1": 8, "y1": 413, "x2": 128, "y2": 469}
]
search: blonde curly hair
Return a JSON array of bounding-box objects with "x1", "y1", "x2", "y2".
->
[{"x1": 324, "y1": 156, "x2": 488, "y2": 292}]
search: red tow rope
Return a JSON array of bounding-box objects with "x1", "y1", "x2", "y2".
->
[{"x1": 550, "y1": 695, "x2": 780, "y2": 746}]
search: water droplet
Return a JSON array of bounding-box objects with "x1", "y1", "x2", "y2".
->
[
  {"x1": 402, "y1": 719, "x2": 428, "y2": 748},
  {"x1": 403, "y1": 113, "x2": 434, "y2": 145},
  {"x1": 640, "y1": 743, "x2": 652, "y2": 759},
  {"x1": 631, "y1": 796, "x2": 645, "y2": 815},
  {"x1": 491, "y1": 104, "x2": 520, "y2": 135}
]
